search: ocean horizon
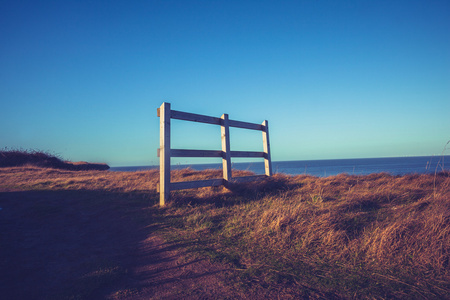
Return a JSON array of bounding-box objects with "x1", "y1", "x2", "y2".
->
[{"x1": 110, "y1": 155, "x2": 449, "y2": 177}]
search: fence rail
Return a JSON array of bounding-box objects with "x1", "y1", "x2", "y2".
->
[{"x1": 157, "y1": 102, "x2": 272, "y2": 206}]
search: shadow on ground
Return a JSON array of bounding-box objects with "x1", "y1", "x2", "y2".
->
[
  {"x1": 0, "y1": 177, "x2": 298, "y2": 299},
  {"x1": 169, "y1": 175, "x2": 299, "y2": 208},
  {"x1": 0, "y1": 189, "x2": 161, "y2": 299}
]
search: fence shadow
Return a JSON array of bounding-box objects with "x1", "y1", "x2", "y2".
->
[{"x1": 168, "y1": 173, "x2": 301, "y2": 208}]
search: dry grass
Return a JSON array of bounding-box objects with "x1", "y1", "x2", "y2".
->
[
  {"x1": 1, "y1": 166, "x2": 449, "y2": 298},
  {"x1": 0, "y1": 166, "x2": 155, "y2": 192},
  {"x1": 161, "y1": 170, "x2": 450, "y2": 298}
]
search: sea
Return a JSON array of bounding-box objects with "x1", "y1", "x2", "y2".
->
[{"x1": 110, "y1": 155, "x2": 449, "y2": 177}]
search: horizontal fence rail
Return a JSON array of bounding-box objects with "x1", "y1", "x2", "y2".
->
[
  {"x1": 156, "y1": 149, "x2": 267, "y2": 158},
  {"x1": 157, "y1": 102, "x2": 272, "y2": 206},
  {"x1": 157, "y1": 108, "x2": 266, "y2": 131}
]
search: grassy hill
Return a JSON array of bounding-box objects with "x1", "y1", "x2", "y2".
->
[
  {"x1": 0, "y1": 149, "x2": 109, "y2": 170},
  {"x1": 0, "y1": 166, "x2": 448, "y2": 298}
]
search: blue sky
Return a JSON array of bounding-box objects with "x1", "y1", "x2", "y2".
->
[{"x1": 1, "y1": 0, "x2": 449, "y2": 167}]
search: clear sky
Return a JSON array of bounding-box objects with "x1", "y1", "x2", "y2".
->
[{"x1": 1, "y1": 0, "x2": 449, "y2": 167}]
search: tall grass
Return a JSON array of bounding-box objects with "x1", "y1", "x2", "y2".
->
[{"x1": 162, "y1": 171, "x2": 450, "y2": 298}]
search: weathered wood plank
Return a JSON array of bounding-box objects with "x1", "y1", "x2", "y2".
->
[
  {"x1": 262, "y1": 120, "x2": 273, "y2": 176},
  {"x1": 229, "y1": 119, "x2": 263, "y2": 131},
  {"x1": 159, "y1": 102, "x2": 171, "y2": 206},
  {"x1": 157, "y1": 149, "x2": 222, "y2": 158},
  {"x1": 158, "y1": 149, "x2": 266, "y2": 160},
  {"x1": 171, "y1": 110, "x2": 222, "y2": 125},
  {"x1": 221, "y1": 114, "x2": 232, "y2": 183},
  {"x1": 170, "y1": 178, "x2": 224, "y2": 190},
  {"x1": 230, "y1": 151, "x2": 264, "y2": 158},
  {"x1": 171, "y1": 149, "x2": 222, "y2": 157}
]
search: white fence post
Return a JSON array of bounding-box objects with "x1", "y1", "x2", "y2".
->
[
  {"x1": 159, "y1": 102, "x2": 171, "y2": 206},
  {"x1": 262, "y1": 120, "x2": 272, "y2": 176},
  {"x1": 221, "y1": 114, "x2": 232, "y2": 185}
]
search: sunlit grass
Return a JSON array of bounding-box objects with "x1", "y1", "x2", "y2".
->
[{"x1": 161, "y1": 170, "x2": 450, "y2": 298}]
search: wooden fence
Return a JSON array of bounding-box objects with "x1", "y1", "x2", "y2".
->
[{"x1": 157, "y1": 102, "x2": 272, "y2": 206}]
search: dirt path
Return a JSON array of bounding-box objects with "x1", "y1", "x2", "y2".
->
[
  {"x1": 109, "y1": 235, "x2": 244, "y2": 299},
  {"x1": 0, "y1": 188, "x2": 271, "y2": 299}
]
